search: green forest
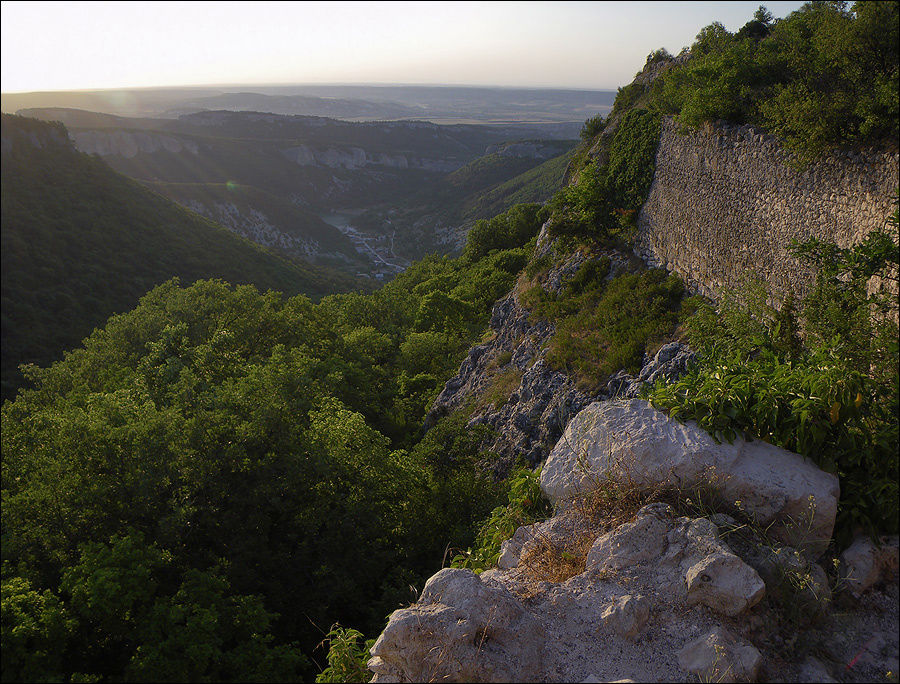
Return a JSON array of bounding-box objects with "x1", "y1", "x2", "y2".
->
[
  {"x1": 0, "y1": 114, "x2": 363, "y2": 400},
  {"x1": 2, "y1": 2, "x2": 898, "y2": 682}
]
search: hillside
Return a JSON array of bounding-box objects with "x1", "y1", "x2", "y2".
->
[
  {"x1": 144, "y1": 181, "x2": 368, "y2": 270},
  {"x1": 0, "y1": 113, "x2": 363, "y2": 399},
  {"x1": 19, "y1": 108, "x2": 581, "y2": 265}
]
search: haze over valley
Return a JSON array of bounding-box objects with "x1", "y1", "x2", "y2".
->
[{"x1": 13, "y1": 93, "x2": 589, "y2": 278}]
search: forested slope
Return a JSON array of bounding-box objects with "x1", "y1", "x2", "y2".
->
[{"x1": 0, "y1": 114, "x2": 361, "y2": 398}]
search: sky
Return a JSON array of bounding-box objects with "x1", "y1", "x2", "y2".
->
[{"x1": 1, "y1": 1, "x2": 808, "y2": 93}]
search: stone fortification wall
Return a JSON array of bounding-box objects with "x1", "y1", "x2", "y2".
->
[{"x1": 635, "y1": 116, "x2": 898, "y2": 302}]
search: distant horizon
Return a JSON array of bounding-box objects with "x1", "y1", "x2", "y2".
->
[
  {"x1": 1, "y1": 82, "x2": 620, "y2": 96},
  {"x1": 2, "y1": 1, "x2": 808, "y2": 93}
]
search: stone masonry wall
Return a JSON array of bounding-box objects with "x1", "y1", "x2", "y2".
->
[{"x1": 635, "y1": 116, "x2": 898, "y2": 303}]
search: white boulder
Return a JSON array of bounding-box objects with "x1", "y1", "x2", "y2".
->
[
  {"x1": 541, "y1": 399, "x2": 839, "y2": 554},
  {"x1": 368, "y1": 568, "x2": 543, "y2": 683}
]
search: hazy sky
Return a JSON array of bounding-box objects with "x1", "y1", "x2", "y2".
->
[{"x1": 1, "y1": 1, "x2": 808, "y2": 93}]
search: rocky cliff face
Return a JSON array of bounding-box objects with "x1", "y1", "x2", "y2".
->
[
  {"x1": 426, "y1": 224, "x2": 696, "y2": 476},
  {"x1": 70, "y1": 129, "x2": 200, "y2": 158}
]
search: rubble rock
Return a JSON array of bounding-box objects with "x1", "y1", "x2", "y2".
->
[
  {"x1": 840, "y1": 535, "x2": 900, "y2": 598},
  {"x1": 677, "y1": 626, "x2": 762, "y2": 682},
  {"x1": 599, "y1": 594, "x2": 651, "y2": 640}
]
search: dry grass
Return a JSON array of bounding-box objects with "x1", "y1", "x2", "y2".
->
[
  {"x1": 517, "y1": 527, "x2": 595, "y2": 584},
  {"x1": 478, "y1": 367, "x2": 524, "y2": 410},
  {"x1": 511, "y1": 449, "x2": 682, "y2": 595}
]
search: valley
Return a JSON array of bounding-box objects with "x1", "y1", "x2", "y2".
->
[
  {"x1": 319, "y1": 211, "x2": 409, "y2": 279},
  {"x1": 19, "y1": 106, "x2": 581, "y2": 276}
]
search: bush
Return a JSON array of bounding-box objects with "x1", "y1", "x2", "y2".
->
[
  {"x1": 451, "y1": 467, "x2": 552, "y2": 572},
  {"x1": 580, "y1": 114, "x2": 605, "y2": 142},
  {"x1": 523, "y1": 261, "x2": 687, "y2": 391},
  {"x1": 609, "y1": 82, "x2": 645, "y2": 119},
  {"x1": 547, "y1": 161, "x2": 617, "y2": 240},
  {"x1": 647, "y1": 219, "x2": 899, "y2": 540},
  {"x1": 651, "y1": 1, "x2": 900, "y2": 157},
  {"x1": 463, "y1": 203, "x2": 545, "y2": 262},
  {"x1": 316, "y1": 625, "x2": 373, "y2": 684},
  {"x1": 547, "y1": 109, "x2": 661, "y2": 242}
]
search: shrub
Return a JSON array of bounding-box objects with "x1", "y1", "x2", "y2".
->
[
  {"x1": 451, "y1": 467, "x2": 552, "y2": 573},
  {"x1": 606, "y1": 109, "x2": 662, "y2": 216},
  {"x1": 647, "y1": 220, "x2": 899, "y2": 540},
  {"x1": 580, "y1": 114, "x2": 605, "y2": 142},
  {"x1": 316, "y1": 625, "x2": 373, "y2": 684}
]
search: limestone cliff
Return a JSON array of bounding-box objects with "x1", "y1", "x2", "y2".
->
[{"x1": 636, "y1": 117, "x2": 899, "y2": 302}]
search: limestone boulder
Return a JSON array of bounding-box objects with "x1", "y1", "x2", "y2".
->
[
  {"x1": 840, "y1": 535, "x2": 900, "y2": 598},
  {"x1": 684, "y1": 552, "x2": 766, "y2": 617},
  {"x1": 367, "y1": 568, "x2": 544, "y2": 683},
  {"x1": 677, "y1": 626, "x2": 762, "y2": 682},
  {"x1": 541, "y1": 399, "x2": 839, "y2": 554}
]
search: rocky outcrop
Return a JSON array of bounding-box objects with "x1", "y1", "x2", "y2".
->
[
  {"x1": 483, "y1": 141, "x2": 565, "y2": 159},
  {"x1": 423, "y1": 245, "x2": 582, "y2": 474},
  {"x1": 540, "y1": 399, "x2": 840, "y2": 554},
  {"x1": 1, "y1": 115, "x2": 69, "y2": 154},
  {"x1": 370, "y1": 495, "x2": 898, "y2": 683},
  {"x1": 426, "y1": 232, "x2": 695, "y2": 474},
  {"x1": 70, "y1": 129, "x2": 200, "y2": 158},
  {"x1": 370, "y1": 503, "x2": 769, "y2": 683},
  {"x1": 604, "y1": 342, "x2": 696, "y2": 398}
]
